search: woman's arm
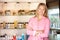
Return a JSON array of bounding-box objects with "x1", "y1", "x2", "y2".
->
[
  {"x1": 26, "y1": 25, "x2": 36, "y2": 36},
  {"x1": 39, "y1": 19, "x2": 50, "y2": 37},
  {"x1": 26, "y1": 18, "x2": 36, "y2": 36}
]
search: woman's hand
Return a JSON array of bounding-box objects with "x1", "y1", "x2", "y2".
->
[
  {"x1": 36, "y1": 30, "x2": 44, "y2": 33},
  {"x1": 35, "y1": 31, "x2": 39, "y2": 36},
  {"x1": 35, "y1": 30, "x2": 44, "y2": 36},
  {"x1": 26, "y1": 24, "x2": 33, "y2": 31}
]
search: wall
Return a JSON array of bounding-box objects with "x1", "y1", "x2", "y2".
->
[
  {"x1": 0, "y1": 15, "x2": 34, "y2": 23},
  {"x1": 0, "y1": 0, "x2": 46, "y2": 3}
]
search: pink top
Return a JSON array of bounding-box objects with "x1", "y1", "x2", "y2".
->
[{"x1": 26, "y1": 16, "x2": 50, "y2": 40}]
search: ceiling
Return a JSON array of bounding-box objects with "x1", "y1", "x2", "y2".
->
[
  {"x1": 46, "y1": 0, "x2": 59, "y2": 8},
  {"x1": 46, "y1": 0, "x2": 57, "y2": 3}
]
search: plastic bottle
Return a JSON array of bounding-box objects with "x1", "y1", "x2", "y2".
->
[
  {"x1": 12, "y1": 35, "x2": 16, "y2": 40},
  {"x1": 21, "y1": 33, "x2": 25, "y2": 40}
]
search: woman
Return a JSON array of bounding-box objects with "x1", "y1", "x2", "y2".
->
[{"x1": 26, "y1": 3, "x2": 50, "y2": 40}]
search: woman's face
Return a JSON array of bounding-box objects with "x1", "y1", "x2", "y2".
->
[{"x1": 37, "y1": 5, "x2": 45, "y2": 16}]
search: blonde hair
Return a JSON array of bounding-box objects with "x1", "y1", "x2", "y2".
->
[{"x1": 35, "y1": 3, "x2": 48, "y2": 18}]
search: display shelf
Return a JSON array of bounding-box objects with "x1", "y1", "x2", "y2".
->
[
  {"x1": 0, "y1": 22, "x2": 28, "y2": 29},
  {"x1": 0, "y1": 10, "x2": 36, "y2": 16}
]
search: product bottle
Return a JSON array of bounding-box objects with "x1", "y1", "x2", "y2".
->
[
  {"x1": 12, "y1": 35, "x2": 16, "y2": 40},
  {"x1": 21, "y1": 33, "x2": 25, "y2": 40}
]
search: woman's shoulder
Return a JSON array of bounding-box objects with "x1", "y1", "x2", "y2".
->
[
  {"x1": 29, "y1": 17, "x2": 35, "y2": 22},
  {"x1": 43, "y1": 16, "x2": 50, "y2": 22},
  {"x1": 29, "y1": 16, "x2": 36, "y2": 20}
]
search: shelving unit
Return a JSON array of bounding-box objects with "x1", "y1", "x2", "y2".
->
[
  {"x1": 0, "y1": 2, "x2": 36, "y2": 29},
  {"x1": 0, "y1": 4, "x2": 36, "y2": 29},
  {"x1": 0, "y1": 3, "x2": 36, "y2": 40}
]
